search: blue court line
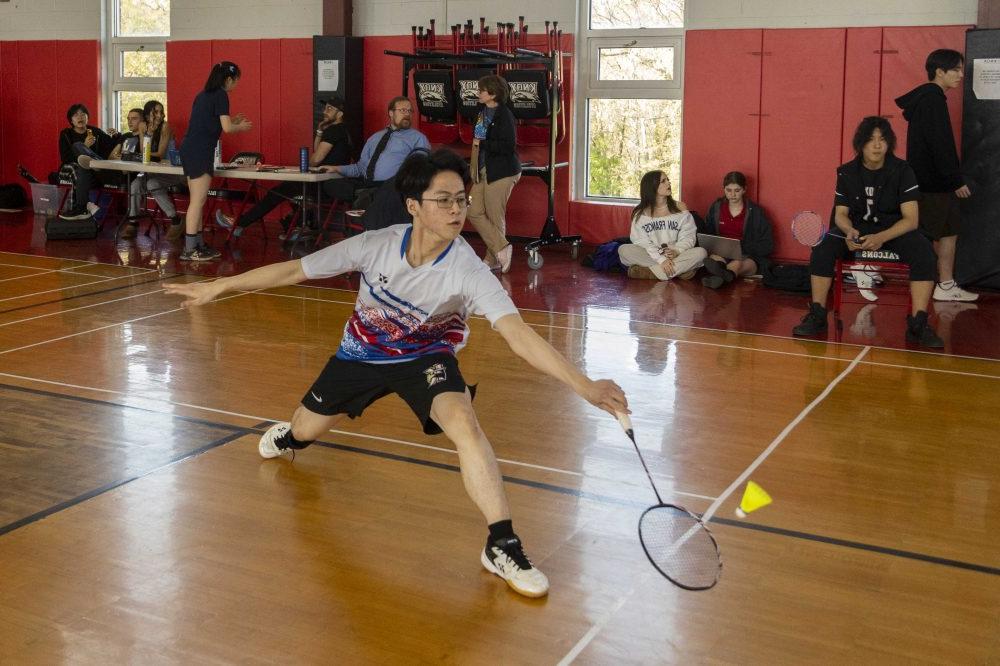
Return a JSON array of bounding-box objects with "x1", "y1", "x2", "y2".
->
[
  {"x1": 0, "y1": 381, "x2": 997, "y2": 578},
  {"x1": 0, "y1": 272, "x2": 178, "y2": 315}
]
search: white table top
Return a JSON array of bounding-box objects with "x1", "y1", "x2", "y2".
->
[{"x1": 90, "y1": 159, "x2": 340, "y2": 183}]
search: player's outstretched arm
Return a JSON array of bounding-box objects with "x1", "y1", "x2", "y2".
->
[
  {"x1": 164, "y1": 259, "x2": 308, "y2": 308},
  {"x1": 494, "y1": 313, "x2": 629, "y2": 417}
]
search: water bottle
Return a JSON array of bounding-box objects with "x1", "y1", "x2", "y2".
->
[
  {"x1": 142, "y1": 135, "x2": 152, "y2": 164},
  {"x1": 213, "y1": 140, "x2": 222, "y2": 168},
  {"x1": 300, "y1": 147, "x2": 309, "y2": 173},
  {"x1": 166, "y1": 137, "x2": 180, "y2": 166}
]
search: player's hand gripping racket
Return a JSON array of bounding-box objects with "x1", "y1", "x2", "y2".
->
[
  {"x1": 616, "y1": 413, "x2": 721, "y2": 590},
  {"x1": 790, "y1": 210, "x2": 858, "y2": 247}
]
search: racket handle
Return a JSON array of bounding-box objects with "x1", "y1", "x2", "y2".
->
[{"x1": 615, "y1": 411, "x2": 634, "y2": 437}]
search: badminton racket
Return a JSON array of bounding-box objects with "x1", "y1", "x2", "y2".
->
[
  {"x1": 790, "y1": 210, "x2": 860, "y2": 247},
  {"x1": 616, "y1": 413, "x2": 721, "y2": 591}
]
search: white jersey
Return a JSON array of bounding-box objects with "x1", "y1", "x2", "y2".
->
[
  {"x1": 630, "y1": 211, "x2": 698, "y2": 262},
  {"x1": 301, "y1": 224, "x2": 519, "y2": 363}
]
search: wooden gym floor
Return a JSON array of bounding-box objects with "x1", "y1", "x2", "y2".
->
[{"x1": 0, "y1": 251, "x2": 998, "y2": 663}]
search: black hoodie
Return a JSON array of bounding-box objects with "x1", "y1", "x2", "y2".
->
[{"x1": 894, "y1": 82, "x2": 963, "y2": 193}]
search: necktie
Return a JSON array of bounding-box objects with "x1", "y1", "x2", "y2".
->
[{"x1": 365, "y1": 128, "x2": 394, "y2": 183}]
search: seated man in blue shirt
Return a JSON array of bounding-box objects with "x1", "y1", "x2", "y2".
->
[{"x1": 318, "y1": 96, "x2": 430, "y2": 205}]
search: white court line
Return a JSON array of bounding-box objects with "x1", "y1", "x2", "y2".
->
[
  {"x1": 0, "y1": 286, "x2": 170, "y2": 328},
  {"x1": 0, "y1": 284, "x2": 243, "y2": 355},
  {"x1": 0, "y1": 267, "x2": 61, "y2": 283},
  {"x1": 0, "y1": 274, "x2": 127, "y2": 303},
  {"x1": 0, "y1": 265, "x2": 156, "y2": 284},
  {"x1": 0, "y1": 370, "x2": 714, "y2": 501},
  {"x1": 252, "y1": 289, "x2": 1000, "y2": 382},
  {"x1": 557, "y1": 345, "x2": 873, "y2": 665},
  {"x1": 701, "y1": 344, "x2": 872, "y2": 523}
]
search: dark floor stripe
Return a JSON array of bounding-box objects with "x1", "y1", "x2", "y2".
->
[
  {"x1": 0, "y1": 272, "x2": 178, "y2": 315},
  {"x1": 2, "y1": 386, "x2": 997, "y2": 578},
  {"x1": 0, "y1": 429, "x2": 250, "y2": 537}
]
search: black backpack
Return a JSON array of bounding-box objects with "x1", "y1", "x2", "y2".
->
[
  {"x1": 0, "y1": 183, "x2": 28, "y2": 210},
  {"x1": 761, "y1": 263, "x2": 811, "y2": 292}
]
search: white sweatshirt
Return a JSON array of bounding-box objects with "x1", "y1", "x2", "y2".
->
[{"x1": 630, "y1": 211, "x2": 698, "y2": 262}]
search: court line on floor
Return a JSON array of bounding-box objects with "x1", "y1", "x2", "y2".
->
[
  {"x1": 293, "y1": 282, "x2": 1000, "y2": 366},
  {"x1": 0, "y1": 274, "x2": 133, "y2": 303},
  {"x1": 700, "y1": 345, "x2": 871, "y2": 523},
  {"x1": 0, "y1": 373, "x2": 699, "y2": 498},
  {"x1": 0, "y1": 264, "x2": 158, "y2": 284},
  {"x1": 0, "y1": 285, "x2": 174, "y2": 328},
  {"x1": 0, "y1": 267, "x2": 61, "y2": 283},
  {"x1": 0, "y1": 272, "x2": 179, "y2": 316},
  {"x1": 251, "y1": 290, "x2": 1000, "y2": 381},
  {"x1": 0, "y1": 284, "x2": 244, "y2": 355},
  {"x1": 4, "y1": 383, "x2": 997, "y2": 585}
]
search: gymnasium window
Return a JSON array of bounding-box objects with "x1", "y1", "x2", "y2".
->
[
  {"x1": 104, "y1": 0, "x2": 170, "y2": 130},
  {"x1": 575, "y1": 0, "x2": 684, "y2": 201}
]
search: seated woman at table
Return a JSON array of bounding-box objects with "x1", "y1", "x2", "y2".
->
[
  {"x1": 699, "y1": 171, "x2": 774, "y2": 289},
  {"x1": 121, "y1": 99, "x2": 184, "y2": 240},
  {"x1": 215, "y1": 95, "x2": 352, "y2": 238}
]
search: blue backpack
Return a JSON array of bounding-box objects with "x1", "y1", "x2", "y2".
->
[{"x1": 585, "y1": 240, "x2": 626, "y2": 272}]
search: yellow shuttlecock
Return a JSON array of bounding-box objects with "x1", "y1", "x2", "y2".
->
[{"x1": 735, "y1": 481, "x2": 772, "y2": 518}]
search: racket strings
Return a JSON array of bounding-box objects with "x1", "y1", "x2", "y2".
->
[{"x1": 639, "y1": 506, "x2": 721, "y2": 590}]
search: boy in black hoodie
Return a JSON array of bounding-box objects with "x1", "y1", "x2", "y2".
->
[{"x1": 895, "y1": 48, "x2": 978, "y2": 302}]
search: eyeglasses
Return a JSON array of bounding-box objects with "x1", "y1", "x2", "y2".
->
[
  {"x1": 393, "y1": 108, "x2": 414, "y2": 114},
  {"x1": 421, "y1": 195, "x2": 471, "y2": 210}
]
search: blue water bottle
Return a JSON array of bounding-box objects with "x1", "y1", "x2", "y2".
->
[{"x1": 299, "y1": 147, "x2": 308, "y2": 172}]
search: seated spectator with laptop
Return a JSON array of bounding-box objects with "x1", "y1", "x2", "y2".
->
[
  {"x1": 58, "y1": 103, "x2": 118, "y2": 220},
  {"x1": 699, "y1": 171, "x2": 774, "y2": 289},
  {"x1": 618, "y1": 170, "x2": 707, "y2": 281}
]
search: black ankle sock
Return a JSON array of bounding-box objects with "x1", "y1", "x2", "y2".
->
[
  {"x1": 274, "y1": 431, "x2": 314, "y2": 450},
  {"x1": 488, "y1": 519, "x2": 515, "y2": 543}
]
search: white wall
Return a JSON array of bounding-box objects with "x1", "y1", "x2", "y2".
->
[
  {"x1": 688, "y1": 0, "x2": 978, "y2": 29},
  {"x1": 170, "y1": 0, "x2": 322, "y2": 40},
  {"x1": 353, "y1": 1, "x2": 576, "y2": 38},
  {"x1": 0, "y1": 0, "x2": 102, "y2": 40}
]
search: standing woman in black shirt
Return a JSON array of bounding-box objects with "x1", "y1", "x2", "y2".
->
[
  {"x1": 178, "y1": 61, "x2": 252, "y2": 261},
  {"x1": 467, "y1": 75, "x2": 521, "y2": 273},
  {"x1": 215, "y1": 95, "x2": 351, "y2": 237}
]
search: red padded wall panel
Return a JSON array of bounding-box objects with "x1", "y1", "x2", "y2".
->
[
  {"x1": 680, "y1": 30, "x2": 763, "y2": 216},
  {"x1": 17, "y1": 42, "x2": 62, "y2": 183},
  {"x1": 880, "y1": 26, "x2": 969, "y2": 160},
  {"x1": 278, "y1": 38, "x2": 313, "y2": 167},
  {"x1": 258, "y1": 41, "x2": 282, "y2": 166},
  {"x1": 842, "y1": 28, "x2": 882, "y2": 163},
  {"x1": 166, "y1": 40, "x2": 213, "y2": 148},
  {"x1": 362, "y1": 36, "x2": 411, "y2": 138},
  {"x1": 56, "y1": 41, "x2": 102, "y2": 126},
  {"x1": 0, "y1": 43, "x2": 16, "y2": 184},
  {"x1": 211, "y1": 40, "x2": 262, "y2": 160},
  {"x1": 758, "y1": 29, "x2": 846, "y2": 262}
]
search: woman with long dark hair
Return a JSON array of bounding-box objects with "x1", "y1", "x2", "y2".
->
[
  {"x1": 177, "y1": 61, "x2": 252, "y2": 261},
  {"x1": 700, "y1": 171, "x2": 774, "y2": 288},
  {"x1": 618, "y1": 170, "x2": 706, "y2": 280},
  {"x1": 120, "y1": 98, "x2": 184, "y2": 240},
  {"x1": 467, "y1": 74, "x2": 521, "y2": 273}
]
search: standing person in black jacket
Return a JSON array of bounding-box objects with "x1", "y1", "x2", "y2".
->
[
  {"x1": 895, "y1": 48, "x2": 977, "y2": 302},
  {"x1": 700, "y1": 171, "x2": 774, "y2": 288},
  {"x1": 467, "y1": 75, "x2": 521, "y2": 274},
  {"x1": 792, "y1": 117, "x2": 942, "y2": 347}
]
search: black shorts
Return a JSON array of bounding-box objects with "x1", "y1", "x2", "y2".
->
[
  {"x1": 918, "y1": 191, "x2": 961, "y2": 240},
  {"x1": 301, "y1": 353, "x2": 474, "y2": 435}
]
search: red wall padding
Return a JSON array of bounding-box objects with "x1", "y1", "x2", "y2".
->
[
  {"x1": 0, "y1": 40, "x2": 100, "y2": 184},
  {"x1": 166, "y1": 38, "x2": 312, "y2": 166},
  {"x1": 680, "y1": 25, "x2": 971, "y2": 261}
]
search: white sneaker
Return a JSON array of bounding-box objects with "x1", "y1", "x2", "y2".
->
[
  {"x1": 481, "y1": 535, "x2": 549, "y2": 598},
  {"x1": 258, "y1": 422, "x2": 292, "y2": 459},
  {"x1": 933, "y1": 281, "x2": 979, "y2": 302},
  {"x1": 849, "y1": 265, "x2": 879, "y2": 302},
  {"x1": 497, "y1": 244, "x2": 513, "y2": 274},
  {"x1": 77, "y1": 155, "x2": 93, "y2": 169},
  {"x1": 86, "y1": 202, "x2": 100, "y2": 217},
  {"x1": 482, "y1": 251, "x2": 500, "y2": 271}
]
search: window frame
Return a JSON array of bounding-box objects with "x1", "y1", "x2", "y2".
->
[
  {"x1": 573, "y1": 4, "x2": 686, "y2": 203},
  {"x1": 102, "y1": 0, "x2": 169, "y2": 132}
]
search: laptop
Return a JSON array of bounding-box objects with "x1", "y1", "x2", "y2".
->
[{"x1": 697, "y1": 233, "x2": 743, "y2": 260}]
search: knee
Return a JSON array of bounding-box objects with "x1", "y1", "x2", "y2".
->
[
  {"x1": 433, "y1": 397, "x2": 483, "y2": 443},
  {"x1": 690, "y1": 247, "x2": 708, "y2": 261}
]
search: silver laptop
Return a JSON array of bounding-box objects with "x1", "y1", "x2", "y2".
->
[{"x1": 697, "y1": 233, "x2": 743, "y2": 260}]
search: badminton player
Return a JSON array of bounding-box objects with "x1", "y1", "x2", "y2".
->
[{"x1": 165, "y1": 148, "x2": 629, "y2": 598}]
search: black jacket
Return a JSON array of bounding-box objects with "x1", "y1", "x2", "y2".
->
[
  {"x1": 476, "y1": 103, "x2": 520, "y2": 183},
  {"x1": 834, "y1": 153, "x2": 918, "y2": 229},
  {"x1": 702, "y1": 197, "x2": 774, "y2": 263},
  {"x1": 894, "y1": 82, "x2": 963, "y2": 192},
  {"x1": 59, "y1": 125, "x2": 115, "y2": 165}
]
